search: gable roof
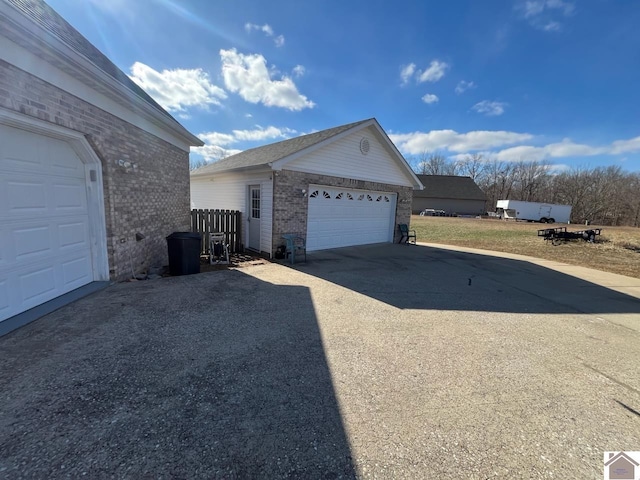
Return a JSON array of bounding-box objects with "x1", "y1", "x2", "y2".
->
[
  {"x1": 191, "y1": 118, "x2": 422, "y2": 188},
  {"x1": 605, "y1": 452, "x2": 640, "y2": 467},
  {"x1": 1, "y1": 0, "x2": 203, "y2": 147},
  {"x1": 415, "y1": 175, "x2": 486, "y2": 201},
  {"x1": 192, "y1": 119, "x2": 370, "y2": 175}
]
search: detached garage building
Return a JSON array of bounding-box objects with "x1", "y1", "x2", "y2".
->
[
  {"x1": 191, "y1": 118, "x2": 422, "y2": 255},
  {"x1": 412, "y1": 175, "x2": 487, "y2": 215},
  {"x1": 0, "y1": 0, "x2": 202, "y2": 334}
]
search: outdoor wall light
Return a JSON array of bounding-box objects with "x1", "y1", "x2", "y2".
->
[{"x1": 115, "y1": 158, "x2": 139, "y2": 173}]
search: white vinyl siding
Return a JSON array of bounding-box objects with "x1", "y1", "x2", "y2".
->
[
  {"x1": 284, "y1": 128, "x2": 413, "y2": 187},
  {"x1": 190, "y1": 170, "x2": 273, "y2": 255},
  {"x1": 306, "y1": 185, "x2": 397, "y2": 251}
]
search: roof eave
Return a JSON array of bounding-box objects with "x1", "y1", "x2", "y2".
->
[
  {"x1": 1, "y1": 3, "x2": 203, "y2": 148},
  {"x1": 190, "y1": 163, "x2": 272, "y2": 178}
]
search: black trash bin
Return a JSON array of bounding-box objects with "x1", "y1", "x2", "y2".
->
[{"x1": 166, "y1": 232, "x2": 201, "y2": 276}]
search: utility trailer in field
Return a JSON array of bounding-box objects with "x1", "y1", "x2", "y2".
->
[
  {"x1": 537, "y1": 226, "x2": 602, "y2": 245},
  {"x1": 496, "y1": 200, "x2": 572, "y2": 224}
]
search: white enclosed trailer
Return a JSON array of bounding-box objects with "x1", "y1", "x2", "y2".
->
[{"x1": 496, "y1": 200, "x2": 572, "y2": 224}]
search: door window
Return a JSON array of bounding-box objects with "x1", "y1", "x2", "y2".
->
[{"x1": 251, "y1": 188, "x2": 260, "y2": 219}]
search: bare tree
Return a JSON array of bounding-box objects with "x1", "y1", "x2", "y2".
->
[
  {"x1": 443, "y1": 159, "x2": 462, "y2": 176},
  {"x1": 512, "y1": 160, "x2": 552, "y2": 202},
  {"x1": 414, "y1": 151, "x2": 448, "y2": 175},
  {"x1": 189, "y1": 158, "x2": 208, "y2": 171},
  {"x1": 458, "y1": 153, "x2": 486, "y2": 182},
  {"x1": 475, "y1": 161, "x2": 640, "y2": 226},
  {"x1": 478, "y1": 160, "x2": 515, "y2": 211}
]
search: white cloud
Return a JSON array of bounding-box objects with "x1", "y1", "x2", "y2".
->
[
  {"x1": 548, "y1": 163, "x2": 571, "y2": 173},
  {"x1": 611, "y1": 136, "x2": 640, "y2": 154},
  {"x1": 455, "y1": 80, "x2": 476, "y2": 94},
  {"x1": 389, "y1": 129, "x2": 533, "y2": 155},
  {"x1": 220, "y1": 48, "x2": 315, "y2": 110},
  {"x1": 543, "y1": 21, "x2": 561, "y2": 31},
  {"x1": 544, "y1": 138, "x2": 603, "y2": 157},
  {"x1": 392, "y1": 127, "x2": 640, "y2": 164},
  {"x1": 197, "y1": 131, "x2": 236, "y2": 147},
  {"x1": 129, "y1": 62, "x2": 226, "y2": 112},
  {"x1": 421, "y1": 94, "x2": 439, "y2": 104},
  {"x1": 523, "y1": 0, "x2": 545, "y2": 17},
  {"x1": 494, "y1": 145, "x2": 547, "y2": 162},
  {"x1": 472, "y1": 100, "x2": 507, "y2": 116},
  {"x1": 245, "y1": 23, "x2": 273, "y2": 36},
  {"x1": 545, "y1": 0, "x2": 575, "y2": 15},
  {"x1": 400, "y1": 63, "x2": 416, "y2": 85},
  {"x1": 192, "y1": 125, "x2": 297, "y2": 162},
  {"x1": 191, "y1": 144, "x2": 243, "y2": 162},
  {"x1": 417, "y1": 60, "x2": 449, "y2": 83},
  {"x1": 519, "y1": 0, "x2": 575, "y2": 31},
  {"x1": 523, "y1": 0, "x2": 574, "y2": 17},
  {"x1": 245, "y1": 22, "x2": 285, "y2": 47},
  {"x1": 400, "y1": 60, "x2": 448, "y2": 85},
  {"x1": 232, "y1": 125, "x2": 297, "y2": 142},
  {"x1": 491, "y1": 138, "x2": 618, "y2": 162},
  {"x1": 198, "y1": 125, "x2": 297, "y2": 147},
  {"x1": 292, "y1": 65, "x2": 306, "y2": 78}
]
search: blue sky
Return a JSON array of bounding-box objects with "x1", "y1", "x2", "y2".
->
[{"x1": 47, "y1": 0, "x2": 640, "y2": 171}]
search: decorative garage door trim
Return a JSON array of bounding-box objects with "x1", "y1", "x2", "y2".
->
[
  {"x1": 306, "y1": 185, "x2": 397, "y2": 251},
  {"x1": 0, "y1": 108, "x2": 108, "y2": 323}
]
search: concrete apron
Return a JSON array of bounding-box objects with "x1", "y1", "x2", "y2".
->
[{"x1": 1, "y1": 242, "x2": 639, "y2": 478}]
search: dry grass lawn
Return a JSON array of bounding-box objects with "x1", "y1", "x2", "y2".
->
[{"x1": 411, "y1": 215, "x2": 640, "y2": 278}]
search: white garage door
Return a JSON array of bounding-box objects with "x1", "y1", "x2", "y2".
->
[
  {"x1": 0, "y1": 123, "x2": 95, "y2": 323},
  {"x1": 306, "y1": 185, "x2": 397, "y2": 251}
]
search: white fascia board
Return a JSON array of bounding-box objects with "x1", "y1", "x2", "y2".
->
[
  {"x1": 270, "y1": 119, "x2": 377, "y2": 171},
  {"x1": 0, "y1": 7, "x2": 203, "y2": 151},
  {"x1": 190, "y1": 164, "x2": 272, "y2": 179}
]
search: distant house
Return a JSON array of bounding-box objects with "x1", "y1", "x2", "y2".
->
[
  {"x1": 191, "y1": 118, "x2": 423, "y2": 256},
  {"x1": 412, "y1": 175, "x2": 486, "y2": 215},
  {"x1": 0, "y1": 0, "x2": 202, "y2": 334}
]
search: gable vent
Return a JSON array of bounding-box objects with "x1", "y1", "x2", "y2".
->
[{"x1": 359, "y1": 137, "x2": 370, "y2": 155}]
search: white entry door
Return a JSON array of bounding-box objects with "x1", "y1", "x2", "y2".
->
[
  {"x1": 0, "y1": 123, "x2": 97, "y2": 322},
  {"x1": 306, "y1": 185, "x2": 397, "y2": 251},
  {"x1": 248, "y1": 185, "x2": 261, "y2": 251}
]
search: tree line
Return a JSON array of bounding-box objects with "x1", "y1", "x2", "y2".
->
[{"x1": 410, "y1": 152, "x2": 640, "y2": 227}]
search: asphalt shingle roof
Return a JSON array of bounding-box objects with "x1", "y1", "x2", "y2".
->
[
  {"x1": 415, "y1": 175, "x2": 486, "y2": 201},
  {"x1": 191, "y1": 119, "x2": 373, "y2": 175},
  {"x1": 5, "y1": 0, "x2": 174, "y2": 121}
]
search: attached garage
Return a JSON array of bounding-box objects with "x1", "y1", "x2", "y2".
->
[
  {"x1": 191, "y1": 118, "x2": 423, "y2": 256},
  {"x1": 0, "y1": 122, "x2": 107, "y2": 323},
  {"x1": 0, "y1": 0, "x2": 202, "y2": 334}
]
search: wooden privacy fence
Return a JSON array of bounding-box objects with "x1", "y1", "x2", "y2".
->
[{"x1": 191, "y1": 209, "x2": 242, "y2": 254}]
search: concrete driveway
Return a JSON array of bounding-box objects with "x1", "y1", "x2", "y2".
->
[{"x1": 1, "y1": 243, "x2": 639, "y2": 478}]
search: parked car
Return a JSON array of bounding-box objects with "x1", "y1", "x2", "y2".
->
[{"x1": 419, "y1": 208, "x2": 446, "y2": 216}]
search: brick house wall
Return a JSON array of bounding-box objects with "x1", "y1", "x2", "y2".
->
[
  {"x1": 272, "y1": 169, "x2": 413, "y2": 253},
  {"x1": 0, "y1": 60, "x2": 191, "y2": 280}
]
